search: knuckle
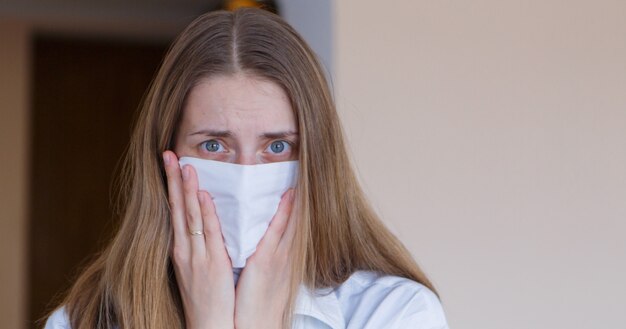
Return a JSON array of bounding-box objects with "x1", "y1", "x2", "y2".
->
[
  {"x1": 182, "y1": 178, "x2": 194, "y2": 192},
  {"x1": 204, "y1": 222, "x2": 218, "y2": 235},
  {"x1": 168, "y1": 199, "x2": 177, "y2": 210},
  {"x1": 185, "y1": 208, "x2": 196, "y2": 220},
  {"x1": 172, "y1": 246, "x2": 189, "y2": 264}
]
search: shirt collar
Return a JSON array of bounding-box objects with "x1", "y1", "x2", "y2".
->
[{"x1": 294, "y1": 285, "x2": 345, "y2": 328}]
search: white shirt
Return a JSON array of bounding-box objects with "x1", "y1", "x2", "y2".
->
[{"x1": 44, "y1": 270, "x2": 449, "y2": 329}]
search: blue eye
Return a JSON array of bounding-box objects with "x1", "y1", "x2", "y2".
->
[
  {"x1": 267, "y1": 140, "x2": 290, "y2": 154},
  {"x1": 202, "y1": 140, "x2": 225, "y2": 153}
]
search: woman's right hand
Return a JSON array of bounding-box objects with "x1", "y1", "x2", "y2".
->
[{"x1": 163, "y1": 150, "x2": 235, "y2": 329}]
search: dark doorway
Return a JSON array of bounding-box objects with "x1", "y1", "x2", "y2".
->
[{"x1": 28, "y1": 35, "x2": 168, "y2": 328}]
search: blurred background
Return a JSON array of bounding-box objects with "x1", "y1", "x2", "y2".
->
[{"x1": 1, "y1": 1, "x2": 624, "y2": 329}]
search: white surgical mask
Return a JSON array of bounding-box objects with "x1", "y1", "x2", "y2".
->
[{"x1": 178, "y1": 157, "x2": 298, "y2": 268}]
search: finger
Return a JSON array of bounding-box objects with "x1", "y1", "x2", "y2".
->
[
  {"x1": 277, "y1": 191, "x2": 298, "y2": 252},
  {"x1": 198, "y1": 190, "x2": 230, "y2": 263},
  {"x1": 182, "y1": 164, "x2": 207, "y2": 259},
  {"x1": 255, "y1": 189, "x2": 295, "y2": 256},
  {"x1": 163, "y1": 151, "x2": 190, "y2": 257}
]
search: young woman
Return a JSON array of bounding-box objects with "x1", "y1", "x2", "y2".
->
[{"x1": 44, "y1": 8, "x2": 449, "y2": 329}]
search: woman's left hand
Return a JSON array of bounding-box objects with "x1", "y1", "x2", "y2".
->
[{"x1": 234, "y1": 189, "x2": 297, "y2": 329}]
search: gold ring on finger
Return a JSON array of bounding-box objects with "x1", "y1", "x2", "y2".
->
[{"x1": 189, "y1": 230, "x2": 204, "y2": 236}]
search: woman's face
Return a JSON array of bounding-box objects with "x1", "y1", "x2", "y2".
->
[{"x1": 174, "y1": 74, "x2": 298, "y2": 164}]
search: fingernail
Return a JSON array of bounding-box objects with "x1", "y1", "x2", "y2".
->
[
  {"x1": 163, "y1": 152, "x2": 170, "y2": 166},
  {"x1": 183, "y1": 165, "x2": 189, "y2": 180}
]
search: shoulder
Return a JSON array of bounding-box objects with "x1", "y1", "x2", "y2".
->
[
  {"x1": 43, "y1": 306, "x2": 71, "y2": 329},
  {"x1": 335, "y1": 271, "x2": 449, "y2": 329}
]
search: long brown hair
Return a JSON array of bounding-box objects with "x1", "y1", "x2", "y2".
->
[{"x1": 53, "y1": 8, "x2": 436, "y2": 329}]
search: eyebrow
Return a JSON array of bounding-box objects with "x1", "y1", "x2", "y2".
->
[
  {"x1": 189, "y1": 129, "x2": 232, "y2": 138},
  {"x1": 262, "y1": 131, "x2": 299, "y2": 139},
  {"x1": 189, "y1": 129, "x2": 298, "y2": 139}
]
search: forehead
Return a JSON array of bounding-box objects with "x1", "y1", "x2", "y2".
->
[{"x1": 181, "y1": 74, "x2": 296, "y2": 133}]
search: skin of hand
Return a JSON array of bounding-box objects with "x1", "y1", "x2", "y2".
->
[
  {"x1": 163, "y1": 150, "x2": 235, "y2": 329},
  {"x1": 234, "y1": 188, "x2": 296, "y2": 329},
  {"x1": 163, "y1": 150, "x2": 297, "y2": 329}
]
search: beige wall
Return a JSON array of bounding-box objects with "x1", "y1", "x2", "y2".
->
[
  {"x1": 0, "y1": 21, "x2": 30, "y2": 329},
  {"x1": 335, "y1": 1, "x2": 626, "y2": 328}
]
